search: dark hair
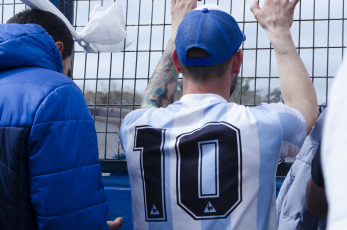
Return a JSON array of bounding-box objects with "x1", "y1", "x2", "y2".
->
[
  {"x1": 179, "y1": 48, "x2": 232, "y2": 83},
  {"x1": 7, "y1": 9, "x2": 73, "y2": 60}
]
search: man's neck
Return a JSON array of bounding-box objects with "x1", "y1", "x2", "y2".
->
[{"x1": 182, "y1": 76, "x2": 230, "y2": 101}]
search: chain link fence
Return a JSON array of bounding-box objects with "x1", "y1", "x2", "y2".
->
[{"x1": 1, "y1": 0, "x2": 346, "y2": 162}]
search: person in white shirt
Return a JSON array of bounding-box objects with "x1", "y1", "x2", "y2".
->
[{"x1": 322, "y1": 55, "x2": 347, "y2": 230}]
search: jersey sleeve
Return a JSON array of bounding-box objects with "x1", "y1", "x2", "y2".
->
[{"x1": 261, "y1": 102, "x2": 307, "y2": 158}]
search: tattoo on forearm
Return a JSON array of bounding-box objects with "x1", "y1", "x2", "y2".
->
[{"x1": 141, "y1": 39, "x2": 179, "y2": 109}]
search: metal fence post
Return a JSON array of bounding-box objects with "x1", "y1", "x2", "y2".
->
[
  {"x1": 49, "y1": 0, "x2": 60, "y2": 9},
  {"x1": 49, "y1": 0, "x2": 74, "y2": 24}
]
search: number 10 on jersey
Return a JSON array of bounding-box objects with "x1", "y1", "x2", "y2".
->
[{"x1": 134, "y1": 122, "x2": 242, "y2": 221}]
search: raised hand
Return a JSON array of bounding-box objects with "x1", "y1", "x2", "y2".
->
[
  {"x1": 170, "y1": 0, "x2": 200, "y2": 39},
  {"x1": 251, "y1": 0, "x2": 317, "y2": 134},
  {"x1": 251, "y1": 0, "x2": 299, "y2": 34},
  {"x1": 141, "y1": 0, "x2": 200, "y2": 108}
]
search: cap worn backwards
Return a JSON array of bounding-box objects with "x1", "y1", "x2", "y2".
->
[{"x1": 175, "y1": 4, "x2": 246, "y2": 67}]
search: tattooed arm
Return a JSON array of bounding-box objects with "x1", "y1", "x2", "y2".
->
[
  {"x1": 141, "y1": 0, "x2": 199, "y2": 109},
  {"x1": 141, "y1": 39, "x2": 178, "y2": 108}
]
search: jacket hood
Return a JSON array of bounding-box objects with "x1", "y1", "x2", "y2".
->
[{"x1": 0, "y1": 24, "x2": 62, "y2": 73}]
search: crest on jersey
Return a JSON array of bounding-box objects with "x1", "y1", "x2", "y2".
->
[
  {"x1": 150, "y1": 204, "x2": 160, "y2": 215},
  {"x1": 204, "y1": 202, "x2": 216, "y2": 213}
]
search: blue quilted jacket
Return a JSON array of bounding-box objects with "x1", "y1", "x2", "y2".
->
[{"x1": 0, "y1": 24, "x2": 109, "y2": 229}]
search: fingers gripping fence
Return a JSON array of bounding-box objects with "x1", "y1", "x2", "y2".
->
[{"x1": 1, "y1": 0, "x2": 346, "y2": 163}]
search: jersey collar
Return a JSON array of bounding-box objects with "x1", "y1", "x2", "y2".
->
[{"x1": 179, "y1": 93, "x2": 227, "y2": 105}]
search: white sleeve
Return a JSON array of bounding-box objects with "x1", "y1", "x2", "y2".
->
[{"x1": 261, "y1": 102, "x2": 307, "y2": 158}]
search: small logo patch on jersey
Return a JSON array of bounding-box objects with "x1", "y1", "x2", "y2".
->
[
  {"x1": 204, "y1": 201, "x2": 216, "y2": 213},
  {"x1": 150, "y1": 204, "x2": 160, "y2": 215}
]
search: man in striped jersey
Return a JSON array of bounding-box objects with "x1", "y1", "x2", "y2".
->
[{"x1": 120, "y1": 0, "x2": 318, "y2": 229}]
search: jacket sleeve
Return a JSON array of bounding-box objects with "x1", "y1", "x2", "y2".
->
[{"x1": 27, "y1": 83, "x2": 110, "y2": 230}]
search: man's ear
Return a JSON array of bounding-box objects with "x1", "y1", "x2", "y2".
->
[
  {"x1": 55, "y1": 41, "x2": 64, "y2": 56},
  {"x1": 172, "y1": 48, "x2": 182, "y2": 73},
  {"x1": 231, "y1": 49, "x2": 243, "y2": 76}
]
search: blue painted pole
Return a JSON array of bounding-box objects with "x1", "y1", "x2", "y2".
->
[
  {"x1": 49, "y1": 0, "x2": 60, "y2": 9},
  {"x1": 60, "y1": 0, "x2": 74, "y2": 25},
  {"x1": 49, "y1": 0, "x2": 74, "y2": 24}
]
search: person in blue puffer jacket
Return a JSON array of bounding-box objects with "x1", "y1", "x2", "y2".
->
[{"x1": 0, "y1": 9, "x2": 122, "y2": 230}]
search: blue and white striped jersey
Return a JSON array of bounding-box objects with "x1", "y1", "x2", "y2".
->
[{"x1": 120, "y1": 94, "x2": 306, "y2": 230}]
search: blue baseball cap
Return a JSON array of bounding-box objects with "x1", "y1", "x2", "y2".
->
[{"x1": 176, "y1": 4, "x2": 246, "y2": 66}]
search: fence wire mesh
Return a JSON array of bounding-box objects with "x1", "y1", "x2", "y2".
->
[{"x1": 1, "y1": 0, "x2": 346, "y2": 160}]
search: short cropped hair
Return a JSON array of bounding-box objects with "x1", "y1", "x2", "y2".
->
[
  {"x1": 7, "y1": 9, "x2": 73, "y2": 60},
  {"x1": 179, "y1": 48, "x2": 232, "y2": 83}
]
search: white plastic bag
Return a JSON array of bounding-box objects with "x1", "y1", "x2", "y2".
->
[
  {"x1": 20, "y1": 0, "x2": 131, "y2": 53},
  {"x1": 78, "y1": 3, "x2": 126, "y2": 45},
  {"x1": 76, "y1": 2, "x2": 132, "y2": 52}
]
